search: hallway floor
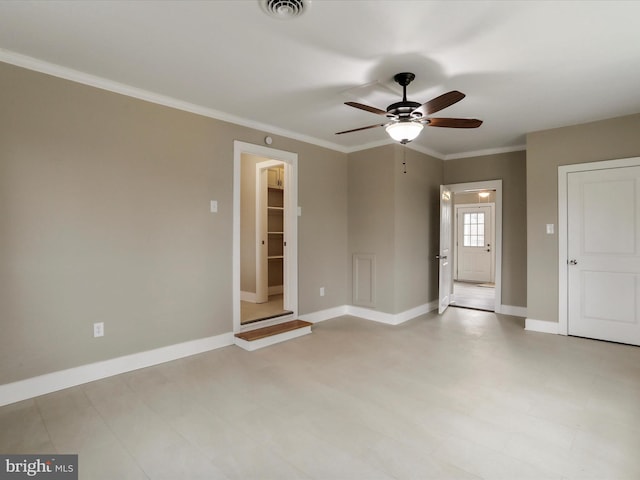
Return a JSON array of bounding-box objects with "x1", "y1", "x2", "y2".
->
[{"x1": 453, "y1": 280, "x2": 496, "y2": 311}]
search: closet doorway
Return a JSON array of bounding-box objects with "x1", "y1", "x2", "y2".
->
[{"x1": 233, "y1": 141, "x2": 298, "y2": 333}]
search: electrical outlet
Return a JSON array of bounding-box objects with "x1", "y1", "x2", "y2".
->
[
  {"x1": 93, "y1": 322, "x2": 104, "y2": 338},
  {"x1": 320, "y1": 287, "x2": 325, "y2": 297}
]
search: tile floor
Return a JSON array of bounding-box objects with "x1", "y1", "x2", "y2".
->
[{"x1": 1, "y1": 309, "x2": 640, "y2": 479}]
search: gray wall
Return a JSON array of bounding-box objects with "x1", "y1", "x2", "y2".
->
[
  {"x1": 348, "y1": 145, "x2": 442, "y2": 314},
  {"x1": 444, "y1": 150, "x2": 527, "y2": 308},
  {"x1": 0, "y1": 62, "x2": 348, "y2": 384},
  {"x1": 526, "y1": 113, "x2": 640, "y2": 323}
]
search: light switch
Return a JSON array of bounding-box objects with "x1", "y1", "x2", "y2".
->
[
  {"x1": 546, "y1": 224, "x2": 554, "y2": 234},
  {"x1": 210, "y1": 200, "x2": 218, "y2": 213},
  {"x1": 297, "y1": 206, "x2": 302, "y2": 216}
]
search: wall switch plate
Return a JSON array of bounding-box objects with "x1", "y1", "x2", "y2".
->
[
  {"x1": 93, "y1": 322, "x2": 104, "y2": 338},
  {"x1": 320, "y1": 287, "x2": 325, "y2": 297},
  {"x1": 546, "y1": 224, "x2": 554, "y2": 234},
  {"x1": 297, "y1": 206, "x2": 302, "y2": 216},
  {"x1": 210, "y1": 200, "x2": 218, "y2": 213}
]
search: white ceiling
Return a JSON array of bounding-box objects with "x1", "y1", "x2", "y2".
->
[{"x1": 1, "y1": 1, "x2": 640, "y2": 159}]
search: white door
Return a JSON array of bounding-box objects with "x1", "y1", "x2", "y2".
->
[
  {"x1": 567, "y1": 166, "x2": 640, "y2": 345},
  {"x1": 439, "y1": 185, "x2": 453, "y2": 314},
  {"x1": 456, "y1": 205, "x2": 493, "y2": 283}
]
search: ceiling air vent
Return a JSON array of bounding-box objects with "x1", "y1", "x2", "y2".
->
[{"x1": 260, "y1": 0, "x2": 309, "y2": 20}]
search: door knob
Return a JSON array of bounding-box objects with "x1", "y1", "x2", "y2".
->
[
  {"x1": 568, "y1": 259, "x2": 578, "y2": 265},
  {"x1": 436, "y1": 255, "x2": 448, "y2": 260}
]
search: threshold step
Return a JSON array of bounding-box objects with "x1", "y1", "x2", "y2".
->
[{"x1": 234, "y1": 320, "x2": 312, "y2": 351}]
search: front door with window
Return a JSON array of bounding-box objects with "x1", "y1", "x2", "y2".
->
[{"x1": 456, "y1": 205, "x2": 493, "y2": 283}]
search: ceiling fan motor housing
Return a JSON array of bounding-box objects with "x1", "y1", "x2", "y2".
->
[{"x1": 387, "y1": 72, "x2": 422, "y2": 118}]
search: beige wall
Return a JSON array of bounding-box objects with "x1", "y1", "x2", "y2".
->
[
  {"x1": 526, "y1": 113, "x2": 640, "y2": 323},
  {"x1": 444, "y1": 150, "x2": 527, "y2": 307},
  {"x1": 393, "y1": 146, "x2": 443, "y2": 311},
  {"x1": 348, "y1": 146, "x2": 397, "y2": 312},
  {"x1": 348, "y1": 145, "x2": 442, "y2": 314},
  {"x1": 0, "y1": 62, "x2": 348, "y2": 384}
]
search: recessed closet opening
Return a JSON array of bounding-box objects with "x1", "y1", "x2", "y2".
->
[{"x1": 233, "y1": 141, "x2": 298, "y2": 333}]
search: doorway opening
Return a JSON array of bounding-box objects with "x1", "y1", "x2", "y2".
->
[
  {"x1": 452, "y1": 191, "x2": 496, "y2": 311},
  {"x1": 233, "y1": 141, "x2": 298, "y2": 333},
  {"x1": 438, "y1": 180, "x2": 502, "y2": 314},
  {"x1": 241, "y1": 160, "x2": 292, "y2": 324}
]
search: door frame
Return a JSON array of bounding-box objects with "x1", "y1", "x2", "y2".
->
[
  {"x1": 454, "y1": 202, "x2": 496, "y2": 283},
  {"x1": 233, "y1": 141, "x2": 298, "y2": 333},
  {"x1": 440, "y1": 180, "x2": 503, "y2": 312},
  {"x1": 558, "y1": 156, "x2": 640, "y2": 336}
]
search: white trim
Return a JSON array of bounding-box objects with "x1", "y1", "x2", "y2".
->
[
  {"x1": 347, "y1": 301, "x2": 438, "y2": 326},
  {"x1": 233, "y1": 141, "x2": 298, "y2": 334},
  {"x1": 0, "y1": 49, "x2": 346, "y2": 154},
  {"x1": 0, "y1": 332, "x2": 234, "y2": 407},
  {"x1": 444, "y1": 145, "x2": 526, "y2": 161},
  {"x1": 406, "y1": 143, "x2": 446, "y2": 160},
  {"x1": 558, "y1": 156, "x2": 640, "y2": 336},
  {"x1": 239, "y1": 313, "x2": 296, "y2": 333},
  {"x1": 525, "y1": 318, "x2": 559, "y2": 335},
  {"x1": 240, "y1": 291, "x2": 257, "y2": 303},
  {"x1": 444, "y1": 180, "x2": 503, "y2": 314},
  {"x1": 298, "y1": 306, "x2": 349, "y2": 323},
  {"x1": 498, "y1": 305, "x2": 528, "y2": 317},
  {"x1": 234, "y1": 325, "x2": 312, "y2": 351}
]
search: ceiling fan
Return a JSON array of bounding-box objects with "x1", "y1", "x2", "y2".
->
[{"x1": 336, "y1": 72, "x2": 482, "y2": 144}]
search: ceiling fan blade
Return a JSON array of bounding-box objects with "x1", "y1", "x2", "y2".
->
[
  {"x1": 335, "y1": 123, "x2": 387, "y2": 135},
  {"x1": 345, "y1": 101, "x2": 390, "y2": 116},
  {"x1": 413, "y1": 91, "x2": 466, "y2": 118},
  {"x1": 427, "y1": 118, "x2": 483, "y2": 128}
]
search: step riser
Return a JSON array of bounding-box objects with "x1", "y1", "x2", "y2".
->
[{"x1": 234, "y1": 326, "x2": 312, "y2": 351}]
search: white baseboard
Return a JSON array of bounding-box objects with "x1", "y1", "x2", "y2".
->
[
  {"x1": 347, "y1": 301, "x2": 438, "y2": 326},
  {"x1": 525, "y1": 318, "x2": 559, "y2": 334},
  {"x1": 299, "y1": 301, "x2": 438, "y2": 326},
  {"x1": 0, "y1": 332, "x2": 234, "y2": 408},
  {"x1": 298, "y1": 305, "x2": 348, "y2": 323},
  {"x1": 240, "y1": 291, "x2": 257, "y2": 303},
  {"x1": 498, "y1": 304, "x2": 528, "y2": 317}
]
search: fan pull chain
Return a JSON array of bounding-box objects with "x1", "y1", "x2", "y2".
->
[{"x1": 402, "y1": 146, "x2": 407, "y2": 174}]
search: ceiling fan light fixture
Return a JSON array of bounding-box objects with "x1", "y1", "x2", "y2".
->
[{"x1": 386, "y1": 121, "x2": 423, "y2": 143}]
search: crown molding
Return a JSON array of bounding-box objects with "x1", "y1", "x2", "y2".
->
[
  {"x1": 444, "y1": 144, "x2": 526, "y2": 160},
  {"x1": 0, "y1": 48, "x2": 350, "y2": 154}
]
